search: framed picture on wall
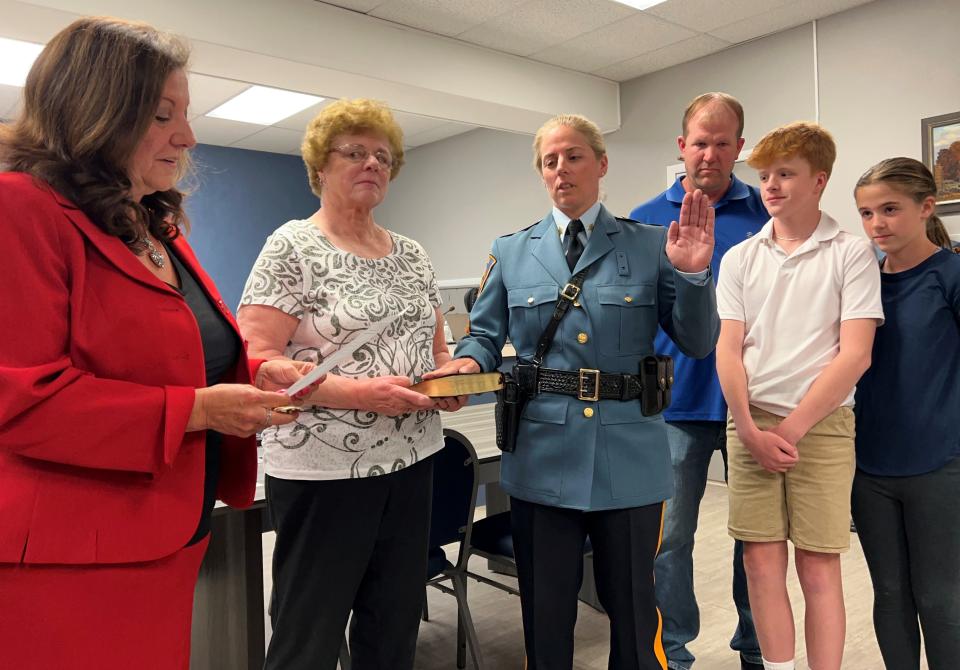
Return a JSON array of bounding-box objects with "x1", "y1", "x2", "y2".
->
[{"x1": 921, "y1": 111, "x2": 960, "y2": 215}]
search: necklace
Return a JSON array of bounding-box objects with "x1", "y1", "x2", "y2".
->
[
  {"x1": 140, "y1": 234, "x2": 166, "y2": 268},
  {"x1": 773, "y1": 231, "x2": 808, "y2": 241}
]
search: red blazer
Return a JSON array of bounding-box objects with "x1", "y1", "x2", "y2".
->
[{"x1": 0, "y1": 172, "x2": 259, "y2": 564}]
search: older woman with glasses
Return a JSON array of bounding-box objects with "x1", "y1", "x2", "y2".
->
[{"x1": 237, "y1": 98, "x2": 459, "y2": 670}]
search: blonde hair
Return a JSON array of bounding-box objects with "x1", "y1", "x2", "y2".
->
[
  {"x1": 682, "y1": 92, "x2": 745, "y2": 138},
  {"x1": 856, "y1": 157, "x2": 952, "y2": 248},
  {"x1": 301, "y1": 98, "x2": 405, "y2": 196},
  {"x1": 532, "y1": 114, "x2": 605, "y2": 172},
  {"x1": 748, "y1": 121, "x2": 837, "y2": 179}
]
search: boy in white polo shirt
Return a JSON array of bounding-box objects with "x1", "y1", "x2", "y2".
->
[{"x1": 715, "y1": 122, "x2": 883, "y2": 670}]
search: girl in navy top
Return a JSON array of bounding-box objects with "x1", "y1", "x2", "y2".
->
[{"x1": 852, "y1": 157, "x2": 960, "y2": 670}]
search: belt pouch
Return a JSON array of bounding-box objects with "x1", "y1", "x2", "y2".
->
[{"x1": 639, "y1": 355, "x2": 674, "y2": 416}]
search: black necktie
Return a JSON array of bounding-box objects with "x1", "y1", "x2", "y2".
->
[{"x1": 564, "y1": 219, "x2": 584, "y2": 271}]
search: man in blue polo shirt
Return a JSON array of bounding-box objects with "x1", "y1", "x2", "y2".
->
[{"x1": 630, "y1": 92, "x2": 767, "y2": 670}]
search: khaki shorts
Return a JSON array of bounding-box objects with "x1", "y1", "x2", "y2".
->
[{"x1": 727, "y1": 405, "x2": 855, "y2": 553}]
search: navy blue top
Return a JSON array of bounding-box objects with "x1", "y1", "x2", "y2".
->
[
  {"x1": 855, "y1": 249, "x2": 960, "y2": 476},
  {"x1": 165, "y1": 245, "x2": 241, "y2": 546},
  {"x1": 630, "y1": 175, "x2": 767, "y2": 421}
]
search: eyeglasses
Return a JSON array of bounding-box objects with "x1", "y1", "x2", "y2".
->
[{"x1": 329, "y1": 144, "x2": 394, "y2": 169}]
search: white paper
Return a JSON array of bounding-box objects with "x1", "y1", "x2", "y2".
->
[{"x1": 283, "y1": 312, "x2": 400, "y2": 396}]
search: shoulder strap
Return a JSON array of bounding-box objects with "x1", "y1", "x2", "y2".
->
[{"x1": 532, "y1": 268, "x2": 590, "y2": 366}]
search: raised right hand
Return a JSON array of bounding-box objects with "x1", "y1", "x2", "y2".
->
[
  {"x1": 188, "y1": 384, "x2": 297, "y2": 437},
  {"x1": 666, "y1": 188, "x2": 715, "y2": 273},
  {"x1": 355, "y1": 376, "x2": 436, "y2": 417},
  {"x1": 742, "y1": 429, "x2": 799, "y2": 473}
]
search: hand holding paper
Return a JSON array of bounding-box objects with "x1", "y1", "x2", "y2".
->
[{"x1": 282, "y1": 311, "x2": 402, "y2": 397}]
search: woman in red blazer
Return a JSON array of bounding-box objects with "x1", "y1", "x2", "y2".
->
[{"x1": 0, "y1": 17, "x2": 315, "y2": 669}]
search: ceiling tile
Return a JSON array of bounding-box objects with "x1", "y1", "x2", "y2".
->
[
  {"x1": 273, "y1": 103, "x2": 459, "y2": 143},
  {"x1": 273, "y1": 99, "x2": 336, "y2": 132},
  {"x1": 231, "y1": 126, "x2": 306, "y2": 155},
  {"x1": 647, "y1": 0, "x2": 795, "y2": 33},
  {"x1": 190, "y1": 115, "x2": 264, "y2": 147},
  {"x1": 317, "y1": 0, "x2": 389, "y2": 12},
  {"x1": 187, "y1": 73, "x2": 251, "y2": 118},
  {"x1": 0, "y1": 84, "x2": 23, "y2": 121},
  {"x1": 370, "y1": 0, "x2": 518, "y2": 37},
  {"x1": 530, "y1": 11, "x2": 697, "y2": 73},
  {"x1": 457, "y1": 0, "x2": 636, "y2": 57},
  {"x1": 592, "y1": 33, "x2": 731, "y2": 81},
  {"x1": 709, "y1": 0, "x2": 875, "y2": 44}
]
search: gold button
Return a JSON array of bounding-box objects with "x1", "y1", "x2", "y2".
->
[
  {"x1": 527, "y1": 296, "x2": 534, "y2": 304},
  {"x1": 577, "y1": 332, "x2": 588, "y2": 344},
  {"x1": 573, "y1": 300, "x2": 581, "y2": 308},
  {"x1": 624, "y1": 295, "x2": 633, "y2": 303},
  {"x1": 583, "y1": 407, "x2": 594, "y2": 418}
]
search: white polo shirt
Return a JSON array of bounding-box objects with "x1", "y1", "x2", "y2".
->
[{"x1": 717, "y1": 212, "x2": 883, "y2": 417}]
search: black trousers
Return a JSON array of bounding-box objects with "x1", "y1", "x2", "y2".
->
[
  {"x1": 264, "y1": 457, "x2": 433, "y2": 670},
  {"x1": 511, "y1": 496, "x2": 667, "y2": 670},
  {"x1": 850, "y1": 457, "x2": 960, "y2": 670}
]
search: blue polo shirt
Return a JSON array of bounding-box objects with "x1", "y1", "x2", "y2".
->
[{"x1": 630, "y1": 175, "x2": 767, "y2": 422}]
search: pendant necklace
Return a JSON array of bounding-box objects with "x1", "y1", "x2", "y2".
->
[{"x1": 140, "y1": 233, "x2": 166, "y2": 268}]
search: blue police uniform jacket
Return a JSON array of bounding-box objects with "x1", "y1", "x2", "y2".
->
[{"x1": 455, "y1": 204, "x2": 720, "y2": 511}]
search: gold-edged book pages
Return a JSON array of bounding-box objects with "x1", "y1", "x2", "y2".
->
[{"x1": 410, "y1": 372, "x2": 504, "y2": 397}]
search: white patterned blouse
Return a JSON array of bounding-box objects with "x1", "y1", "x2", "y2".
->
[{"x1": 240, "y1": 219, "x2": 444, "y2": 480}]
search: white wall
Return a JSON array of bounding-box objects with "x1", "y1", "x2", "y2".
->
[
  {"x1": 603, "y1": 23, "x2": 815, "y2": 219},
  {"x1": 380, "y1": 0, "x2": 960, "y2": 280},
  {"x1": 816, "y1": 0, "x2": 960, "y2": 225},
  {"x1": 380, "y1": 127, "x2": 548, "y2": 281}
]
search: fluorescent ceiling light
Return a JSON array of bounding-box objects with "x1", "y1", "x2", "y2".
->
[
  {"x1": 613, "y1": 0, "x2": 667, "y2": 9},
  {"x1": 0, "y1": 37, "x2": 45, "y2": 87},
  {"x1": 206, "y1": 85, "x2": 324, "y2": 125}
]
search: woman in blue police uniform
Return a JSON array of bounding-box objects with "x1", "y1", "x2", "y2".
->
[{"x1": 430, "y1": 114, "x2": 719, "y2": 670}]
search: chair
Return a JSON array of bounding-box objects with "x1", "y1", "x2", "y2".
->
[
  {"x1": 424, "y1": 429, "x2": 485, "y2": 670},
  {"x1": 463, "y1": 286, "x2": 480, "y2": 312},
  {"x1": 465, "y1": 510, "x2": 521, "y2": 596},
  {"x1": 340, "y1": 429, "x2": 485, "y2": 670}
]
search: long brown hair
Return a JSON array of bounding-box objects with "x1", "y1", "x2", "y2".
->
[
  {"x1": 0, "y1": 17, "x2": 191, "y2": 248},
  {"x1": 855, "y1": 157, "x2": 952, "y2": 248}
]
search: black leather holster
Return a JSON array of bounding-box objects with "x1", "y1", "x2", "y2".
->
[{"x1": 494, "y1": 370, "x2": 527, "y2": 453}]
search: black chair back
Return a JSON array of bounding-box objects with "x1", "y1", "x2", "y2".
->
[
  {"x1": 463, "y1": 287, "x2": 480, "y2": 312},
  {"x1": 428, "y1": 429, "x2": 479, "y2": 563}
]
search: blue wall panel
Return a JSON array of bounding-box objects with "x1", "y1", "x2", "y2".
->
[{"x1": 183, "y1": 144, "x2": 318, "y2": 310}]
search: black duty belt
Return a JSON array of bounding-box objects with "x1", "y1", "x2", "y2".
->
[{"x1": 519, "y1": 366, "x2": 644, "y2": 402}]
